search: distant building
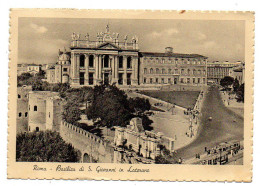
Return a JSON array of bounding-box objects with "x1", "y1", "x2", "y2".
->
[
  {"x1": 27, "y1": 64, "x2": 42, "y2": 75},
  {"x1": 45, "y1": 25, "x2": 208, "y2": 87},
  {"x1": 230, "y1": 62, "x2": 245, "y2": 84},
  {"x1": 114, "y1": 117, "x2": 175, "y2": 160},
  {"x1": 17, "y1": 63, "x2": 42, "y2": 76},
  {"x1": 207, "y1": 61, "x2": 241, "y2": 84},
  {"x1": 17, "y1": 64, "x2": 28, "y2": 76}
]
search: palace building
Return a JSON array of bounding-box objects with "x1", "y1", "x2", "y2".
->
[{"x1": 46, "y1": 25, "x2": 208, "y2": 87}]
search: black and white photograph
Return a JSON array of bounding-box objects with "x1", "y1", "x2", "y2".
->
[{"x1": 16, "y1": 17, "x2": 245, "y2": 165}]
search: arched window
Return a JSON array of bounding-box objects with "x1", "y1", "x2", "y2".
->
[
  {"x1": 187, "y1": 69, "x2": 190, "y2": 75},
  {"x1": 127, "y1": 57, "x2": 132, "y2": 69},
  {"x1": 168, "y1": 69, "x2": 171, "y2": 74},
  {"x1": 89, "y1": 55, "x2": 94, "y2": 67},
  {"x1": 18, "y1": 94, "x2": 21, "y2": 99},
  {"x1": 34, "y1": 105, "x2": 37, "y2": 111},
  {"x1": 80, "y1": 55, "x2": 85, "y2": 67},
  {"x1": 144, "y1": 68, "x2": 147, "y2": 74},
  {"x1": 18, "y1": 112, "x2": 22, "y2": 117},
  {"x1": 193, "y1": 69, "x2": 196, "y2": 75},
  {"x1": 162, "y1": 69, "x2": 166, "y2": 74},
  {"x1": 103, "y1": 55, "x2": 109, "y2": 68},
  {"x1": 25, "y1": 112, "x2": 28, "y2": 117},
  {"x1": 119, "y1": 56, "x2": 123, "y2": 68},
  {"x1": 36, "y1": 127, "x2": 39, "y2": 132},
  {"x1": 156, "y1": 68, "x2": 160, "y2": 74},
  {"x1": 150, "y1": 68, "x2": 154, "y2": 74}
]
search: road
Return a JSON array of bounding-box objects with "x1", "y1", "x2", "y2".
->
[{"x1": 175, "y1": 86, "x2": 244, "y2": 160}]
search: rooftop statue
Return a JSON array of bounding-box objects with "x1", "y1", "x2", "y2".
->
[
  {"x1": 106, "y1": 24, "x2": 109, "y2": 33},
  {"x1": 124, "y1": 35, "x2": 128, "y2": 42}
]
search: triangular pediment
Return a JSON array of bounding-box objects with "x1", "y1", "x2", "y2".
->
[{"x1": 97, "y1": 42, "x2": 119, "y2": 50}]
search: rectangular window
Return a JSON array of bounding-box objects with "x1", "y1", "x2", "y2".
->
[
  {"x1": 155, "y1": 78, "x2": 158, "y2": 84},
  {"x1": 143, "y1": 78, "x2": 146, "y2": 84},
  {"x1": 181, "y1": 78, "x2": 184, "y2": 83},
  {"x1": 198, "y1": 78, "x2": 200, "y2": 84},
  {"x1": 63, "y1": 68, "x2": 68, "y2": 72},
  {"x1": 118, "y1": 73, "x2": 123, "y2": 85},
  {"x1": 161, "y1": 78, "x2": 164, "y2": 84},
  {"x1": 193, "y1": 78, "x2": 196, "y2": 84},
  {"x1": 150, "y1": 78, "x2": 153, "y2": 84},
  {"x1": 168, "y1": 78, "x2": 171, "y2": 84},
  {"x1": 187, "y1": 78, "x2": 190, "y2": 84},
  {"x1": 89, "y1": 73, "x2": 94, "y2": 85}
]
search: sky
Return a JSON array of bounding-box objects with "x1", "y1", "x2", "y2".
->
[{"x1": 18, "y1": 18, "x2": 245, "y2": 64}]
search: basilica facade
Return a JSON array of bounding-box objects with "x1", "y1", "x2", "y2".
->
[{"x1": 46, "y1": 25, "x2": 208, "y2": 87}]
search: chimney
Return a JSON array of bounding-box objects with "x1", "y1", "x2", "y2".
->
[{"x1": 165, "y1": 47, "x2": 173, "y2": 54}]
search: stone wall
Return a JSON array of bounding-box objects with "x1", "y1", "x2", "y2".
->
[{"x1": 60, "y1": 121, "x2": 114, "y2": 163}]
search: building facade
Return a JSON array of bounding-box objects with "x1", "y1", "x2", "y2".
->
[
  {"x1": 114, "y1": 117, "x2": 175, "y2": 160},
  {"x1": 207, "y1": 61, "x2": 241, "y2": 84},
  {"x1": 230, "y1": 62, "x2": 245, "y2": 84},
  {"x1": 28, "y1": 91, "x2": 63, "y2": 132},
  {"x1": 46, "y1": 25, "x2": 208, "y2": 87},
  {"x1": 17, "y1": 85, "x2": 32, "y2": 133}
]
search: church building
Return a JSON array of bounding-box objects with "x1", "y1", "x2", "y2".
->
[{"x1": 46, "y1": 25, "x2": 208, "y2": 87}]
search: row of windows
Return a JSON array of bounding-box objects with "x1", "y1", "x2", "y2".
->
[
  {"x1": 79, "y1": 55, "x2": 132, "y2": 69},
  {"x1": 29, "y1": 105, "x2": 38, "y2": 111},
  {"x1": 144, "y1": 68, "x2": 206, "y2": 75},
  {"x1": 18, "y1": 94, "x2": 28, "y2": 99},
  {"x1": 143, "y1": 77, "x2": 206, "y2": 84},
  {"x1": 18, "y1": 112, "x2": 28, "y2": 117},
  {"x1": 143, "y1": 57, "x2": 206, "y2": 65}
]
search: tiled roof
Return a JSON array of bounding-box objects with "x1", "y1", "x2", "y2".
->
[{"x1": 140, "y1": 52, "x2": 207, "y2": 58}]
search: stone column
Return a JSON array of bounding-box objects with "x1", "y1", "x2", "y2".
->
[
  {"x1": 111, "y1": 56, "x2": 115, "y2": 83},
  {"x1": 84, "y1": 54, "x2": 89, "y2": 85},
  {"x1": 123, "y1": 56, "x2": 127, "y2": 85},
  {"x1": 99, "y1": 55, "x2": 102, "y2": 82},
  {"x1": 71, "y1": 53, "x2": 75, "y2": 79},
  {"x1": 114, "y1": 55, "x2": 119, "y2": 84},
  {"x1": 72, "y1": 54, "x2": 80, "y2": 85},
  {"x1": 94, "y1": 54, "x2": 99, "y2": 85},
  {"x1": 132, "y1": 56, "x2": 138, "y2": 85}
]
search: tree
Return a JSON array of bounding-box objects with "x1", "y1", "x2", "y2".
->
[
  {"x1": 62, "y1": 97, "x2": 81, "y2": 124},
  {"x1": 233, "y1": 78, "x2": 240, "y2": 92},
  {"x1": 86, "y1": 84, "x2": 153, "y2": 129},
  {"x1": 220, "y1": 76, "x2": 234, "y2": 90},
  {"x1": 86, "y1": 84, "x2": 132, "y2": 128},
  {"x1": 16, "y1": 131, "x2": 80, "y2": 162},
  {"x1": 236, "y1": 83, "x2": 244, "y2": 102}
]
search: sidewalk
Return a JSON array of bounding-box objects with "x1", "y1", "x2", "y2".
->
[{"x1": 220, "y1": 91, "x2": 244, "y2": 118}]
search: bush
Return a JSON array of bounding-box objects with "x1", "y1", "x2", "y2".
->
[{"x1": 16, "y1": 131, "x2": 80, "y2": 162}]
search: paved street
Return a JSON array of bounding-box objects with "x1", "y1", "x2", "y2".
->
[{"x1": 175, "y1": 86, "x2": 244, "y2": 160}]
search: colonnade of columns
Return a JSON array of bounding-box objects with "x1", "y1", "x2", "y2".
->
[{"x1": 70, "y1": 52, "x2": 139, "y2": 86}]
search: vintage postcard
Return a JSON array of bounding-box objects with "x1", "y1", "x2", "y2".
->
[{"x1": 8, "y1": 9, "x2": 254, "y2": 181}]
